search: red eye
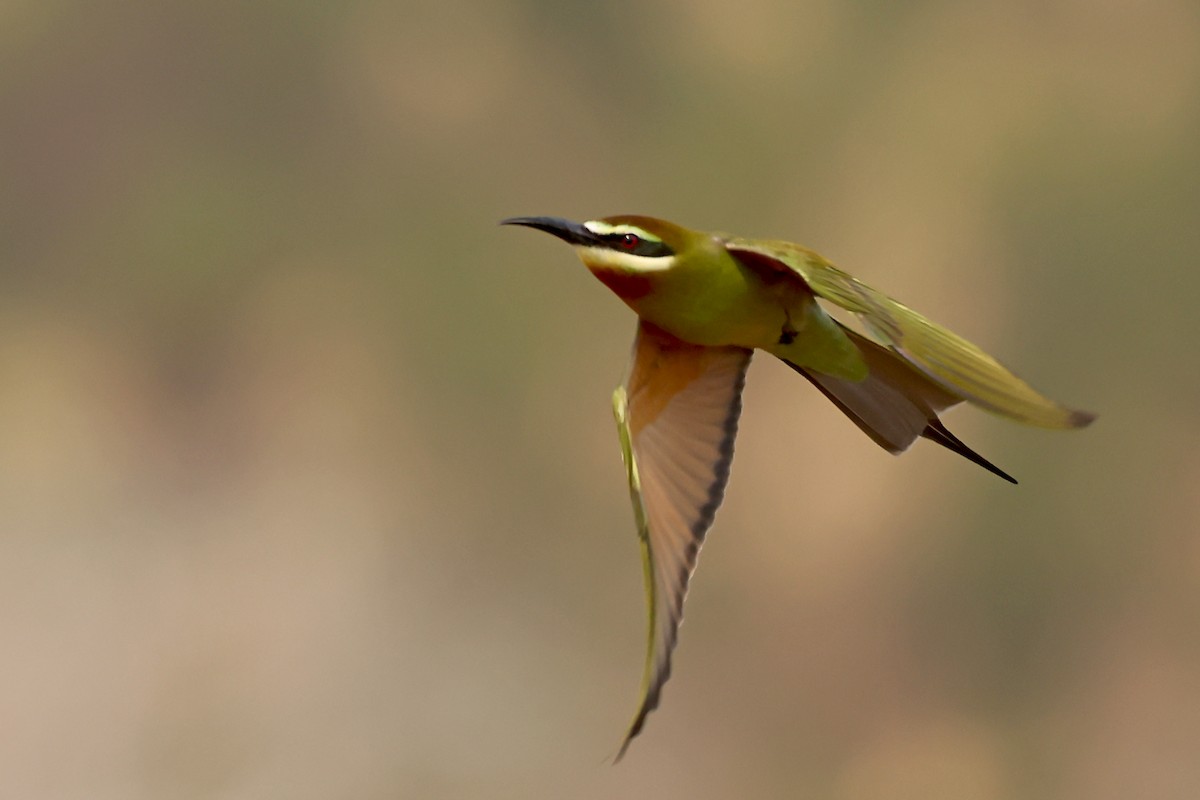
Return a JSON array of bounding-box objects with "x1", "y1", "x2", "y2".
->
[{"x1": 620, "y1": 233, "x2": 639, "y2": 250}]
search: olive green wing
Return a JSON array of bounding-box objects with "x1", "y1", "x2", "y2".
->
[
  {"x1": 611, "y1": 321, "x2": 752, "y2": 760},
  {"x1": 726, "y1": 238, "x2": 1095, "y2": 429}
]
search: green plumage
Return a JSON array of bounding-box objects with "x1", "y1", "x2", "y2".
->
[{"x1": 724, "y1": 237, "x2": 1094, "y2": 428}]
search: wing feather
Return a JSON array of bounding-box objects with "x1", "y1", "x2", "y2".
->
[
  {"x1": 612, "y1": 321, "x2": 751, "y2": 759},
  {"x1": 785, "y1": 325, "x2": 1017, "y2": 483},
  {"x1": 725, "y1": 238, "x2": 1095, "y2": 429}
]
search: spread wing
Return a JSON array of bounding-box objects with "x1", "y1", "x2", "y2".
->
[
  {"x1": 725, "y1": 238, "x2": 1095, "y2": 429},
  {"x1": 611, "y1": 321, "x2": 752, "y2": 760}
]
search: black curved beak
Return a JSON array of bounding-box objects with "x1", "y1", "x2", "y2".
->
[{"x1": 500, "y1": 216, "x2": 599, "y2": 247}]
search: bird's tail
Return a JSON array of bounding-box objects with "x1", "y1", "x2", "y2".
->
[{"x1": 782, "y1": 326, "x2": 1016, "y2": 484}]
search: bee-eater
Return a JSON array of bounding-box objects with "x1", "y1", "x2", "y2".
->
[{"x1": 501, "y1": 215, "x2": 1094, "y2": 759}]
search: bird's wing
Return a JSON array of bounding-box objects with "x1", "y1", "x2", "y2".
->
[
  {"x1": 788, "y1": 324, "x2": 1017, "y2": 483},
  {"x1": 611, "y1": 320, "x2": 752, "y2": 760},
  {"x1": 725, "y1": 238, "x2": 1094, "y2": 429}
]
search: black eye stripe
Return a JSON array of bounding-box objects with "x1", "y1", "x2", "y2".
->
[{"x1": 600, "y1": 233, "x2": 674, "y2": 258}]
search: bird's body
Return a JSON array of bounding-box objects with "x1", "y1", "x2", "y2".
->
[
  {"x1": 574, "y1": 216, "x2": 866, "y2": 379},
  {"x1": 502, "y1": 214, "x2": 1094, "y2": 759}
]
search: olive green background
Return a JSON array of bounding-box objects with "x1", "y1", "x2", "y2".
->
[{"x1": 2, "y1": 2, "x2": 1198, "y2": 798}]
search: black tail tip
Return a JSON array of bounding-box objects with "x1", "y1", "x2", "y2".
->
[{"x1": 922, "y1": 420, "x2": 1018, "y2": 484}]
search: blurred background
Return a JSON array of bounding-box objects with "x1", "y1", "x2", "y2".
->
[{"x1": 1, "y1": 1, "x2": 1198, "y2": 797}]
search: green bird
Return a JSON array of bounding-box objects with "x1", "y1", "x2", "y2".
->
[{"x1": 502, "y1": 214, "x2": 1094, "y2": 759}]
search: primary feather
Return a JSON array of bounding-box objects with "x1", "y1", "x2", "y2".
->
[{"x1": 724, "y1": 238, "x2": 1095, "y2": 429}]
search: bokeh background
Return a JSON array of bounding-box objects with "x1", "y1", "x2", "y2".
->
[{"x1": 2, "y1": 1, "x2": 1198, "y2": 798}]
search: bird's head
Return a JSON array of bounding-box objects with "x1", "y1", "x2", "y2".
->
[{"x1": 502, "y1": 215, "x2": 699, "y2": 301}]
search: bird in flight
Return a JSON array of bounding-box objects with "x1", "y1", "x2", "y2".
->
[{"x1": 502, "y1": 215, "x2": 1094, "y2": 759}]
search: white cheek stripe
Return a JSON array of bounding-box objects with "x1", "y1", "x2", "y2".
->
[
  {"x1": 578, "y1": 246, "x2": 675, "y2": 272},
  {"x1": 582, "y1": 220, "x2": 664, "y2": 243}
]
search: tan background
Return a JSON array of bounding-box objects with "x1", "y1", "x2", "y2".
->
[{"x1": 2, "y1": 1, "x2": 1198, "y2": 798}]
